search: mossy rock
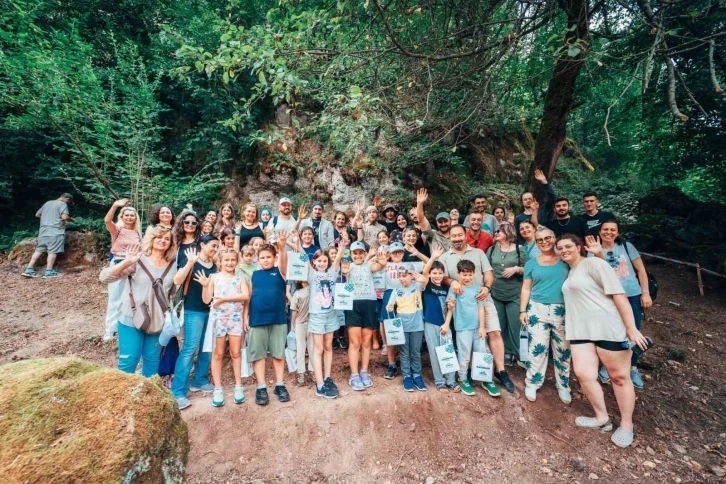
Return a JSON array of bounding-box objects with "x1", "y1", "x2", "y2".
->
[{"x1": 0, "y1": 358, "x2": 188, "y2": 483}]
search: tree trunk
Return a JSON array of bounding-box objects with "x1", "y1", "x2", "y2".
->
[{"x1": 528, "y1": 0, "x2": 590, "y2": 200}]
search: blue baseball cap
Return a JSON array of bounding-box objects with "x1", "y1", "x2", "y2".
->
[
  {"x1": 389, "y1": 242, "x2": 405, "y2": 252},
  {"x1": 350, "y1": 241, "x2": 366, "y2": 252}
]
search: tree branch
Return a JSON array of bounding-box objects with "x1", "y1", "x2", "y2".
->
[
  {"x1": 666, "y1": 57, "x2": 688, "y2": 122},
  {"x1": 604, "y1": 61, "x2": 641, "y2": 146},
  {"x1": 709, "y1": 40, "x2": 724, "y2": 93}
]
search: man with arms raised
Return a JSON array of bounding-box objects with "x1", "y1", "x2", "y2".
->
[
  {"x1": 514, "y1": 169, "x2": 556, "y2": 241},
  {"x1": 545, "y1": 196, "x2": 586, "y2": 239},
  {"x1": 415, "y1": 188, "x2": 451, "y2": 251},
  {"x1": 439, "y1": 224, "x2": 516, "y2": 394}
]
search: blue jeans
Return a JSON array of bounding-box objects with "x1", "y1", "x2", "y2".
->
[
  {"x1": 628, "y1": 295, "x2": 644, "y2": 367},
  {"x1": 117, "y1": 323, "x2": 162, "y2": 377},
  {"x1": 171, "y1": 310, "x2": 212, "y2": 398}
]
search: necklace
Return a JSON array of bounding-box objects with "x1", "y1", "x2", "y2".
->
[{"x1": 556, "y1": 217, "x2": 570, "y2": 227}]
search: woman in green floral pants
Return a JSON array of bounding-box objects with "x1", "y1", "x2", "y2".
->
[{"x1": 519, "y1": 227, "x2": 572, "y2": 404}]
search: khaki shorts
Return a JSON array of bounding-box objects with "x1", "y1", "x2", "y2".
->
[
  {"x1": 247, "y1": 324, "x2": 287, "y2": 361},
  {"x1": 482, "y1": 297, "x2": 502, "y2": 333},
  {"x1": 36, "y1": 235, "x2": 65, "y2": 254}
]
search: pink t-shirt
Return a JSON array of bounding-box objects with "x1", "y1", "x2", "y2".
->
[{"x1": 109, "y1": 225, "x2": 142, "y2": 256}]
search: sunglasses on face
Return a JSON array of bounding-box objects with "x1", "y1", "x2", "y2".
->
[
  {"x1": 494, "y1": 230, "x2": 501, "y2": 235},
  {"x1": 535, "y1": 236, "x2": 554, "y2": 244},
  {"x1": 183, "y1": 220, "x2": 198, "y2": 226}
]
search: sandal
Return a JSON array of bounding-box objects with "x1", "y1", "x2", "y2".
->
[
  {"x1": 436, "y1": 383, "x2": 448, "y2": 392},
  {"x1": 611, "y1": 426, "x2": 635, "y2": 448},
  {"x1": 574, "y1": 416, "x2": 613, "y2": 432}
]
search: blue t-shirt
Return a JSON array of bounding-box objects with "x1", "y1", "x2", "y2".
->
[
  {"x1": 587, "y1": 242, "x2": 642, "y2": 297},
  {"x1": 523, "y1": 258, "x2": 569, "y2": 304},
  {"x1": 447, "y1": 284, "x2": 485, "y2": 331},
  {"x1": 302, "y1": 244, "x2": 321, "y2": 258},
  {"x1": 423, "y1": 281, "x2": 447, "y2": 326},
  {"x1": 249, "y1": 268, "x2": 287, "y2": 326}
]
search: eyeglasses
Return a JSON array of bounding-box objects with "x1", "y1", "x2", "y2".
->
[
  {"x1": 535, "y1": 236, "x2": 554, "y2": 244},
  {"x1": 183, "y1": 220, "x2": 198, "y2": 226}
]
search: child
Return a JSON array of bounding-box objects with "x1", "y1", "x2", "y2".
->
[
  {"x1": 441, "y1": 259, "x2": 500, "y2": 397},
  {"x1": 237, "y1": 245, "x2": 257, "y2": 283},
  {"x1": 291, "y1": 281, "x2": 314, "y2": 385},
  {"x1": 328, "y1": 245, "x2": 348, "y2": 349},
  {"x1": 198, "y1": 248, "x2": 250, "y2": 407},
  {"x1": 341, "y1": 241, "x2": 387, "y2": 390},
  {"x1": 249, "y1": 236, "x2": 265, "y2": 263},
  {"x1": 243, "y1": 232, "x2": 290, "y2": 406},
  {"x1": 382, "y1": 242, "x2": 426, "y2": 380},
  {"x1": 385, "y1": 265, "x2": 427, "y2": 392},
  {"x1": 307, "y1": 241, "x2": 346, "y2": 398},
  {"x1": 421, "y1": 247, "x2": 456, "y2": 391},
  {"x1": 219, "y1": 228, "x2": 236, "y2": 249}
]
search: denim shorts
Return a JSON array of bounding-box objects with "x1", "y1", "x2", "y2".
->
[{"x1": 308, "y1": 312, "x2": 339, "y2": 334}]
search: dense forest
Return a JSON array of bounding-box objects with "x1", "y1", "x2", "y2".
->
[{"x1": 1, "y1": 0, "x2": 724, "y2": 259}]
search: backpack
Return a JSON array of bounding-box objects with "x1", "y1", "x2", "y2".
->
[
  {"x1": 128, "y1": 259, "x2": 175, "y2": 334},
  {"x1": 624, "y1": 242, "x2": 659, "y2": 301}
]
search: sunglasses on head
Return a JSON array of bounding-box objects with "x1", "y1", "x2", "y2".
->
[{"x1": 183, "y1": 220, "x2": 198, "y2": 226}]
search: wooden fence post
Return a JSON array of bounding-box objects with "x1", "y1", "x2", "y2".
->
[{"x1": 696, "y1": 264, "x2": 704, "y2": 296}]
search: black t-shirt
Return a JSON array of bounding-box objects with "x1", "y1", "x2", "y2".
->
[
  {"x1": 238, "y1": 223, "x2": 264, "y2": 247},
  {"x1": 183, "y1": 261, "x2": 216, "y2": 312},
  {"x1": 582, "y1": 210, "x2": 616, "y2": 237},
  {"x1": 546, "y1": 215, "x2": 586, "y2": 239},
  {"x1": 176, "y1": 242, "x2": 195, "y2": 268},
  {"x1": 311, "y1": 218, "x2": 322, "y2": 247},
  {"x1": 380, "y1": 219, "x2": 398, "y2": 234},
  {"x1": 333, "y1": 227, "x2": 357, "y2": 247}
]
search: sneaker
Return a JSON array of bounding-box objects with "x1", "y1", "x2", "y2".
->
[
  {"x1": 524, "y1": 386, "x2": 537, "y2": 402},
  {"x1": 384, "y1": 365, "x2": 398, "y2": 380},
  {"x1": 482, "y1": 381, "x2": 501, "y2": 397},
  {"x1": 457, "y1": 380, "x2": 475, "y2": 396},
  {"x1": 234, "y1": 384, "x2": 245, "y2": 404},
  {"x1": 436, "y1": 382, "x2": 448, "y2": 392},
  {"x1": 412, "y1": 375, "x2": 427, "y2": 391},
  {"x1": 630, "y1": 368, "x2": 645, "y2": 389},
  {"x1": 324, "y1": 377, "x2": 339, "y2": 396},
  {"x1": 176, "y1": 396, "x2": 192, "y2": 410},
  {"x1": 21, "y1": 267, "x2": 39, "y2": 278},
  {"x1": 42, "y1": 269, "x2": 62, "y2": 279},
  {"x1": 558, "y1": 388, "x2": 572, "y2": 404},
  {"x1": 296, "y1": 373, "x2": 306, "y2": 386},
  {"x1": 255, "y1": 387, "x2": 269, "y2": 406},
  {"x1": 403, "y1": 375, "x2": 415, "y2": 392},
  {"x1": 273, "y1": 384, "x2": 291, "y2": 402},
  {"x1": 360, "y1": 370, "x2": 373, "y2": 388},
  {"x1": 445, "y1": 382, "x2": 457, "y2": 391},
  {"x1": 190, "y1": 383, "x2": 214, "y2": 393},
  {"x1": 102, "y1": 331, "x2": 115, "y2": 342},
  {"x1": 504, "y1": 354, "x2": 514, "y2": 367},
  {"x1": 212, "y1": 387, "x2": 225, "y2": 407},
  {"x1": 337, "y1": 337, "x2": 348, "y2": 349},
  {"x1": 598, "y1": 365, "x2": 611, "y2": 384},
  {"x1": 517, "y1": 359, "x2": 528, "y2": 369},
  {"x1": 381, "y1": 344, "x2": 388, "y2": 355},
  {"x1": 349, "y1": 374, "x2": 365, "y2": 391},
  {"x1": 495, "y1": 371, "x2": 515, "y2": 393},
  {"x1": 316, "y1": 379, "x2": 339, "y2": 399}
]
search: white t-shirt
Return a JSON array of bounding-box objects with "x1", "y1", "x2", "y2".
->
[
  {"x1": 308, "y1": 268, "x2": 338, "y2": 314},
  {"x1": 383, "y1": 261, "x2": 424, "y2": 291},
  {"x1": 562, "y1": 257, "x2": 628, "y2": 342},
  {"x1": 348, "y1": 262, "x2": 377, "y2": 301}
]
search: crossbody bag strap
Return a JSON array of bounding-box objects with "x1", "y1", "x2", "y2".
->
[
  {"x1": 128, "y1": 258, "x2": 155, "y2": 310},
  {"x1": 183, "y1": 262, "x2": 195, "y2": 296}
]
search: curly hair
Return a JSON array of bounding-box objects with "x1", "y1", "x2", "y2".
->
[
  {"x1": 148, "y1": 205, "x2": 175, "y2": 226},
  {"x1": 173, "y1": 211, "x2": 200, "y2": 246}
]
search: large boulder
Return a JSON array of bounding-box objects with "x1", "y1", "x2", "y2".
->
[
  {"x1": 7, "y1": 231, "x2": 100, "y2": 269},
  {"x1": 0, "y1": 358, "x2": 188, "y2": 483}
]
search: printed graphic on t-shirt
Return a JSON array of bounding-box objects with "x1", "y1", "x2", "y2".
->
[
  {"x1": 350, "y1": 264, "x2": 373, "y2": 296},
  {"x1": 605, "y1": 253, "x2": 630, "y2": 278}
]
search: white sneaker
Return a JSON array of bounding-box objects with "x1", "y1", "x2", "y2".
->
[
  {"x1": 233, "y1": 384, "x2": 245, "y2": 404},
  {"x1": 381, "y1": 345, "x2": 387, "y2": 355},
  {"x1": 102, "y1": 332, "x2": 115, "y2": 342},
  {"x1": 558, "y1": 388, "x2": 572, "y2": 404},
  {"x1": 525, "y1": 386, "x2": 537, "y2": 402},
  {"x1": 212, "y1": 387, "x2": 225, "y2": 407}
]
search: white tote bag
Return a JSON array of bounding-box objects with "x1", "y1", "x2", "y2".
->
[
  {"x1": 471, "y1": 339, "x2": 494, "y2": 382},
  {"x1": 519, "y1": 329, "x2": 530, "y2": 362},
  {"x1": 201, "y1": 316, "x2": 215, "y2": 353},
  {"x1": 286, "y1": 252, "x2": 310, "y2": 281},
  {"x1": 383, "y1": 313, "x2": 405, "y2": 346},
  {"x1": 435, "y1": 333, "x2": 460, "y2": 374},
  {"x1": 241, "y1": 339, "x2": 253, "y2": 378},
  {"x1": 333, "y1": 282, "x2": 354, "y2": 310}
]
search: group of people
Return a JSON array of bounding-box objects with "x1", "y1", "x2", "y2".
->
[{"x1": 22, "y1": 171, "x2": 653, "y2": 448}]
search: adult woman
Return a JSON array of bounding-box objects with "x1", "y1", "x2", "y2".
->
[
  {"x1": 519, "y1": 227, "x2": 571, "y2": 404},
  {"x1": 519, "y1": 220, "x2": 541, "y2": 258},
  {"x1": 99, "y1": 227, "x2": 177, "y2": 376},
  {"x1": 332, "y1": 211, "x2": 357, "y2": 247},
  {"x1": 103, "y1": 199, "x2": 143, "y2": 342},
  {"x1": 214, "y1": 202, "x2": 236, "y2": 233},
  {"x1": 174, "y1": 211, "x2": 201, "y2": 268},
  {"x1": 234, "y1": 203, "x2": 265, "y2": 249},
  {"x1": 402, "y1": 226, "x2": 428, "y2": 262},
  {"x1": 449, "y1": 208, "x2": 461, "y2": 226},
  {"x1": 487, "y1": 222, "x2": 528, "y2": 366},
  {"x1": 171, "y1": 234, "x2": 219, "y2": 410},
  {"x1": 587, "y1": 221, "x2": 653, "y2": 389},
  {"x1": 145, "y1": 205, "x2": 174, "y2": 237},
  {"x1": 389, "y1": 214, "x2": 409, "y2": 243},
  {"x1": 205, "y1": 211, "x2": 218, "y2": 227},
  {"x1": 259, "y1": 207, "x2": 272, "y2": 229},
  {"x1": 557, "y1": 234, "x2": 648, "y2": 448},
  {"x1": 493, "y1": 207, "x2": 506, "y2": 224},
  {"x1": 200, "y1": 220, "x2": 214, "y2": 236}
]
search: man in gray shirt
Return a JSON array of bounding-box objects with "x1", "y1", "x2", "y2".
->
[{"x1": 23, "y1": 193, "x2": 75, "y2": 279}]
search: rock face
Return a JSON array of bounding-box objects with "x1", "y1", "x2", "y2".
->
[
  {"x1": 0, "y1": 358, "x2": 189, "y2": 483},
  {"x1": 7, "y1": 231, "x2": 100, "y2": 269}
]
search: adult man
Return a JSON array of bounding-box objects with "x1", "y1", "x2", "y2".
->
[
  {"x1": 299, "y1": 201, "x2": 335, "y2": 248},
  {"x1": 514, "y1": 169, "x2": 556, "y2": 241},
  {"x1": 545, "y1": 197, "x2": 586, "y2": 239},
  {"x1": 268, "y1": 197, "x2": 298, "y2": 234},
  {"x1": 438, "y1": 225, "x2": 515, "y2": 394},
  {"x1": 463, "y1": 194, "x2": 498, "y2": 235},
  {"x1": 465, "y1": 211, "x2": 494, "y2": 252},
  {"x1": 581, "y1": 192, "x2": 615, "y2": 237},
  {"x1": 379, "y1": 203, "x2": 398, "y2": 234},
  {"x1": 23, "y1": 193, "x2": 75, "y2": 279},
  {"x1": 415, "y1": 188, "x2": 451, "y2": 251},
  {"x1": 358, "y1": 205, "x2": 385, "y2": 248}
]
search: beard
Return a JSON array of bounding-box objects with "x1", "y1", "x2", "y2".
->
[{"x1": 452, "y1": 239, "x2": 466, "y2": 250}]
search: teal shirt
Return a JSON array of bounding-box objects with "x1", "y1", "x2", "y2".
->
[
  {"x1": 446, "y1": 284, "x2": 485, "y2": 331},
  {"x1": 523, "y1": 258, "x2": 569, "y2": 304}
]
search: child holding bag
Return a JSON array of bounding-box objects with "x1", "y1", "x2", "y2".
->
[{"x1": 291, "y1": 281, "x2": 314, "y2": 385}]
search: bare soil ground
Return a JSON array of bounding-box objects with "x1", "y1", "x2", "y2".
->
[{"x1": 1, "y1": 260, "x2": 725, "y2": 483}]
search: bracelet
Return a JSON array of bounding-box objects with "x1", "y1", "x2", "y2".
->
[
  {"x1": 519, "y1": 311, "x2": 527, "y2": 314},
  {"x1": 483, "y1": 286, "x2": 491, "y2": 290}
]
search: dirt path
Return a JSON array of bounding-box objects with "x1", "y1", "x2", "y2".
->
[{"x1": 1, "y1": 261, "x2": 724, "y2": 482}]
